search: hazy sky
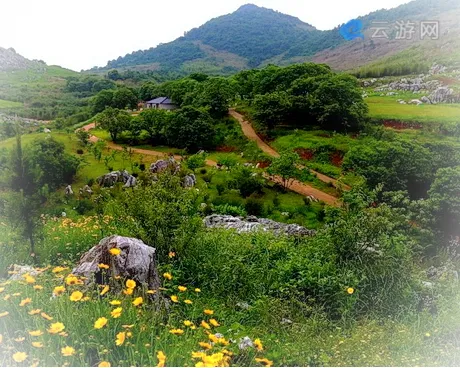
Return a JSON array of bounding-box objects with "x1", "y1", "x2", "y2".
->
[{"x1": 0, "y1": 0, "x2": 410, "y2": 71}]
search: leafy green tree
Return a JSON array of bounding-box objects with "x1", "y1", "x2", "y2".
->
[
  {"x1": 252, "y1": 91, "x2": 291, "y2": 130},
  {"x1": 192, "y1": 77, "x2": 236, "y2": 118},
  {"x1": 76, "y1": 129, "x2": 90, "y2": 146},
  {"x1": 98, "y1": 107, "x2": 131, "y2": 142},
  {"x1": 92, "y1": 89, "x2": 114, "y2": 114},
  {"x1": 267, "y1": 151, "x2": 299, "y2": 189},
  {"x1": 165, "y1": 106, "x2": 215, "y2": 152},
  {"x1": 186, "y1": 152, "x2": 207, "y2": 171},
  {"x1": 136, "y1": 109, "x2": 171, "y2": 143},
  {"x1": 112, "y1": 87, "x2": 138, "y2": 110},
  {"x1": 428, "y1": 166, "x2": 460, "y2": 237}
]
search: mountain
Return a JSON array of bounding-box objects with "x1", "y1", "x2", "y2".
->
[
  {"x1": 93, "y1": 0, "x2": 460, "y2": 74},
  {"x1": 0, "y1": 47, "x2": 46, "y2": 71}
]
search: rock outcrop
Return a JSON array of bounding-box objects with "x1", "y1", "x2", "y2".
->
[
  {"x1": 204, "y1": 215, "x2": 316, "y2": 236},
  {"x1": 150, "y1": 158, "x2": 180, "y2": 174},
  {"x1": 97, "y1": 170, "x2": 137, "y2": 188},
  {"x1": 72, "y1": 235, "x2": 161, "y2": 292}
]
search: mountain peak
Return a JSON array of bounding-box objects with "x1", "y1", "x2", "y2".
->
[{"x1": 236, "y1": 4, "x2": 262, "y2": 12}]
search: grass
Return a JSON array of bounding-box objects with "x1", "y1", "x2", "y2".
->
[
  {"x1": 0, "y1": 99, "x2": 23, "y2": 109},
  {"x1": 367, "y1": 96, "x2": 460, "y2": 124}
]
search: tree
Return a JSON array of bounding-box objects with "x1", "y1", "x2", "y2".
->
[
  {"x1": 252, "y1": 91, "x2": 292, "y2": 130},
  {"x1": 112, "y1": 87, "x2": 138, "y2": 110},
  {"x1": 136, "y1": 109, "x2": 171, "y2": 143},
  {"x1": 98, "y1": 107, "x2": 131, "y2": 142},
  {"x1": 2, "y1": 131, "x2": 42, "y2": 255},
  {"x1": 192, "y1": 77, "x2": 236, "y2": 118},
  {"x1": 165, "y1": 107, "x2": 215, "y2": 152},
  {"x1": 76, "y1": 129, "x2": 90, "y2": 146},
  {"x1": 428, "y1": 166, "x2": 460, "y2": 237},
  {"x1": 267, "y1": 151, "x2": 299, "y2": 189},
  {"x1": 92, "y1": 89, "x2": 114, "y2": 114}
]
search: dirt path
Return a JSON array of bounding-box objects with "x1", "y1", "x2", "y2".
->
[
  {"x1": 80, "y1": 122, "x2": 340, "y2": 206},
  {"x1": 229, "y1": 109, "x2": 350, "y2": 191}
]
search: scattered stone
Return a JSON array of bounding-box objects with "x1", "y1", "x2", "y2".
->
[
  {"x1": 97, "y1": 170, "x2": 137, "y2": 188},
  {"x1": 204, "y1": 215, "x2": 316, "y2": 237},
  {"x1": 43, "y1": 128, "x2": 51, "y2": 133},
  {"x1": 80, "y1": 185, "x2": 93, "y2": 195},
  {"x1": 281, "y1": 318, "x2": 293, "y2": 325},
  {"x1": 8, "y1": 265, "x2": 40, "y2": 281},
  {"x1": 236, "y1": 301, "x2": 250, "y2": 310},
  {"x1": 72, "y1": 235, "x2": 162, "y2": 293},
  {"x1": 61, "y1": 212, "x2": 67, "y2": 218},
  {"x1": 183, "y1": 174, "x2": 197, "y2": 188},
  {"x1": 238, "y1": 336, "x2": 254, "y2": 350},
  {"x1": 150, "y1": 158, "x2": 180, "y2": 174},
  {"x1": 409, "y1": 99, "x2": 423, "y2": 105},
  {"x1": 420, "y1": 96, "x2": 431, "y2": 104},
  {"x1": 64, "y1": 185, "x2": 73, "y2": 196}
]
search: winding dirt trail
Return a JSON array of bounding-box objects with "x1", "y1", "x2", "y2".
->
[
  {"x1": 229, "y1": 109, "x2": 350, "y2": 191},
  {"x1": 80, "y1": 121, "x2": 340, "y2": 206}
]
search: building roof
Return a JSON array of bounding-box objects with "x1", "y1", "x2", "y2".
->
[{"x1": 146, "y1": 97, "x2": 174, "y2": 104}]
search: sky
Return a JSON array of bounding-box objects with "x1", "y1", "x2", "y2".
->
[{"x1": 0, "y1": 0, "x2": 411, "y2": 71}]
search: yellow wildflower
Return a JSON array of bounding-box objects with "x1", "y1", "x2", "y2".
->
[
  {"x1": 109, "y1": 248, "x2": 121, "y2": 256},
  {"x1": 12, "y1": 352, "x2": 27, "y2": 363},
  {"x1": 168, "y1": 251, "x2": 176, "y2": 258},
  {"x1": 19, "y1": 297, "x2": 32, "y2": 307},
  {"x1": 195, "y1": 288, "x2": 201, "y2": 293},
  {"x1": 98, "y1": 263, "x2": 109, "y2": 270},
  {"x1": 24, "y1": 275, "x2": 36, "y2": 284},
  {"x1": 126, "y1": 279, "x2": 136, "y2": 289},
  {"x1": 70, "y1": 291, "x2": 83, "y2": 302},
  {"x1": 115, "y1": 331, "x2": 126, "y2": 346},
  {"x1": 198, "y1": 342, "x2": 212, "y2": 350},
  {"x1": 61, "y1": 346, "x2": 75, "y2": 357},
  {"x1": 32, "y1": 342, "x2": 43, "y2": 348},
  {"x1": 53, "y1": 286, "x2": 66, "y2": 296},
  {"x1": 169, "y1": 328, "x2": 184, "y2": 335},
  {"x1": 0, "y1": 311, "x2": 9, "y2": 318},
  {"x1": 183, "y1": 320, "x2": 193, "y2": 327},
  {"x1": 163, "y1": 272, "x2": 172, "y2": 280},
  {"x1": 192, "y1": 351, "x2": 207, "y2": 359},
  {"x1": 122, "y1": 324, "x2": 134, "y2": 329},
  {"x1": 347, "y1": 287, "x2": 354, "y2": 295},
  {"x1": 3, "y1": 294, "x2": 9, "y2": 301},
  {"x1": 204, "y1": 309, "x2": 214, "y2": 315},
  {"x1": 0, "y1": 287, "x2": 4, "y2": 293},
  {"x1": 47, "y1": 322, "x2": 65, "y2": 334},
  {"x1": 170, "y1": 295, "x2": 179, "y2": 303},
  {"x1": 65, "y1": 275, "x2": 82, "y2": 286},
  {"x1": 14, "y1": 337, "x2": 25, "y2": 342},
  {"x1": 28, "y1": 309, "x2": 41, "y2": 315},
  {"x1": 201, "y1": 321, "x2": 211, "y2": 330},
  {"x1": 132, "y1": 297, "x2": 143, "y2": 307},
  {"x1": 52, "y1": 266, "x2": 67, "y2": 273},
  {"x1": 255, "y1": 358, "x2": 273, "y2": 367},
  {"x1": 157, "y1": 351, "x2": 166, "y2": 367},
  {"x1": 28, "y1": 330, "x2": 43, "y2": 337},
  {"x1": 98, "y1": 361, "x2": 111, "y2": 367},
  {"x1": 41, "y1": 312, "x2": 53, "y2": 320},
  {"x1": 33, "y1": 285, "x2": 43, "y2": 290},
  {"x1": 109, "y1": 300, "x2": 121, "y2": 306},
  {"x1": 94, "y1": 317, "x2": 108, "y2": 329},
  {"x1": 111, "y1": 307, "x2": 123, "y2": 319},
  {"x1": 254, "y1": 338, "x2": 263, "y2": 351},
  {"x1": 123, "y1": 288, "x2": 133, "y2": 295},
  {"x1": 100, "y1": 285, "x2": 110, "y2": 296},
  {"x1": 184, "y1": 299, "x2": 193, "y2": 304},
  {"x1": 209, "y1": 318, "x2": 220, "y2": 327},
  {"x1": 178, "y1": 285, "x2": 187, "y2": 292},
  {"x1": 147, "y1": 290, "x2": 157, "y2": 294},
  {"x1": 209, "y1": 334, "x2": 219, "y2": 343}
]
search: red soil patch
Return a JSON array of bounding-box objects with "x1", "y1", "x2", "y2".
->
[
  {"x1": 257, "y1": 160, "x2": 271, "y2": 169},
  {"x1": 215, "y1": 145, "x2": 237, "y2": 152},
  {"x1": 294, "y1": 148, "x2": 315, "y2": 161},
  {"x1": 330, "y1": 151, "x2": 344, "y2": 167},
  {"x1": 383, "y1": 120, "x2": 423, "y2": 130}
]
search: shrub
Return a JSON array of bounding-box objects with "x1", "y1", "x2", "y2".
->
[
  {"x1": 75, "y1": 199, "x2": 95, "y2": 215},
  {"x1": 213, "y1": 203, "x2": 247, "y2": 217},
  {"x1": 245, "y1": 197, "x2": 264, "y2": 216}
]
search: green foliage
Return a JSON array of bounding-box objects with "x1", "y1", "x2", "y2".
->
[
  {"x1": 213, "y1": 203, "x2": 247, "y2": 217},
  {"x1": 98, "y1": 107, "x2": 132, "y2": 142},
  {"x1": 75, "y1": 128, "x2": 90, "y2": 146},
  {"x1": 228, "y1": 166, "x2": 264, "y2": 198},
  {"x1": 267, "y1": 151, "x2": 299, "y2": 189},
  {"x1": 185, "y1": 152, "x2": 207, "y2": 170},
  {"x1": 165, "y1": 106, "x2": 215, "y2": 152}
]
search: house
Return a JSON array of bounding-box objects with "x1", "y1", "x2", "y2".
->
[{"x1": 145, "y1": 97, "x2": 177, "y2": 110}]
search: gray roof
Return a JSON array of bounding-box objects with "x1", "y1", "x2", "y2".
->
[{"x1": 146, "y1": 97, "x2": 174, "y2": 104}]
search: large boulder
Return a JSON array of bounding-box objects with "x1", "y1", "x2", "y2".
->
[
  {"x1": 72, "y1": 235, "x2": 161, "y2": 292},
  {"x1": 428, "y1": 86, "x2": 460, "y2": 104},
  {"x1": 183, "y1": 174, "x2": 197, "y2": 188},
  {"x1": 204, "y1": 215, "x2": 316, "y2": 237},
  {"x1": 97, "y1": 170, "x2": 137, "y2": 188},
  {"x1": 150, "y1": 158, "x2": 180, "y2": 174}
]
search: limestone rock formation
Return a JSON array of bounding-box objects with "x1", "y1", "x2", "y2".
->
[
  {"x1": 97, "y1": 170, "x2": 137, "y2": 188},
  {"x1": 204, "y1": 215, "x2": 316, "y2": 236}
]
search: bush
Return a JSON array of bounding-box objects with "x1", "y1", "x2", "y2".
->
[
  {"x1": 216, "y1": 183, "x2": 227, "y2": 196},
  {"x1": 75, "y1": 199, "x2": 95, "y2": 215},
  {"x1": 213, "y1": 203, "x2": 247, "y2": 217},
  {"x1": 245, "y1": 197, "x2": 264, "y2": 216}
]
